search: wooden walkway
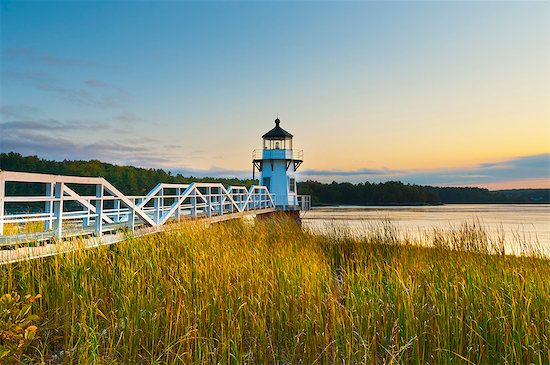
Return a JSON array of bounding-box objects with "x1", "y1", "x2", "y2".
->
[
  {"x1": 0, "y1": 171, "x2": 310, "y2": 264},
  {"x1": 0, "y1": 208, "x2": 275, "y2": 265}
]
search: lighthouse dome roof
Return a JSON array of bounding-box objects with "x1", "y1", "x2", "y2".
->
[{"x1": 262, "y1": 118, "x2": 293, "y2": 139}]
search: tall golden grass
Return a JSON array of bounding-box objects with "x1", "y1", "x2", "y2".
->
[
  {"x1": 1, "y1": 216, "x2": 548, "y2": 363},
  {"x1": 2, "y1": 221, "x2": 44, "y2": 236}
]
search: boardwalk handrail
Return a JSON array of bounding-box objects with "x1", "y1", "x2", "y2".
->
[{"x1": 0, "y1": 170, "x2": 275, "y2": 239}]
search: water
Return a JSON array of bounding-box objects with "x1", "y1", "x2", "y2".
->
[{"x1": 302, "y1": 204, "x2": 550, "y2": 256}]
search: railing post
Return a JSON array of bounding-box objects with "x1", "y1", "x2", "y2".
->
[
  {"x1": 44, "y1": 183, "x2": 54, "y2": 230},
  {"x1": 175, "y1": 187, "x2": 181, "y2": 221},
  {"x1": 0, "y1": 178, "x2": 4, "y2": 236},
  {"x1": 129, "y1": 198, "x2": 135, "y2": 231},
  {"x1": 160, "y1": 187, "x2": 164, "y2": 222},
  {"x1": 154, "y1": 196, "x2": 160, "y2": 224},
  {"x1": 218, "y1": 187, "x2": 223, "y2": 216},
  {"x1": 153, "y1": 187, "x2": 163, "y2": 224},
  {"x1": 83, "y1": 203, "x2": 90, "y2": 228},
  {"x1": 53, "y1": 182, "x2": 64, "y2": 238},
  {"x1": 228, "y1": 189, "x2": 234, "y2": 214},
  {"x1": 95, "y1": 183, "x2": 103, "y2": 237},
  {"x1": 114, "y1": 199, "x2": 120, "y2": 223},
  {"x1": 191, "y1": 189, "x2": 196, "y2": 218},
  {"x1": 261, "y1": 191, "x2": 264, "y2": 209},
  {"x1": 206, "y1": 187, "x2": 212, "y2": 217}
]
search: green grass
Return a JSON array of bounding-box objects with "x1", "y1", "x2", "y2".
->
[{"x1": 1, "y1": 216, "x2": 549, "y2": 364}]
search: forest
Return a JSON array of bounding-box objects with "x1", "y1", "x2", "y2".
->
[
  {"x1": 0, "y1": 152, "x2": 255, "y2": 196},
  {"x1": 1, "y1": 152, "x2": 548, "y2": 205},
  {"x1": 298, "y1": 180, "x2": 549, "y2": 205}
]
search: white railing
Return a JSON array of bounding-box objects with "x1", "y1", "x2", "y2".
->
[
  {"x1": 0, "y1": 171, "x2": 275, "y2": 240},
  {"x1": 297, "y1": 195, "x2": 312, "y2": 211},
  {"x1": 271, "y1": 194, "x2": 311, "y2": 211}
]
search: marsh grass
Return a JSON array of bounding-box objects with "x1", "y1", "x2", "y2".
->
[
  {"x1": 3, "y1": 221, "x2": 45, "y2": 237},
  {"x1": 1, "y1": 216, "x2": 548, "y2": 364}
]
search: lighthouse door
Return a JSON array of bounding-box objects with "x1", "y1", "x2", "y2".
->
[{"x1": 262, "y1": 177, "x2": 271, "y2": 190}]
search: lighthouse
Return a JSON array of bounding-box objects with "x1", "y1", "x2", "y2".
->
[{"x1": 253, "y1": 118, "x2": 303, "y2": 210}]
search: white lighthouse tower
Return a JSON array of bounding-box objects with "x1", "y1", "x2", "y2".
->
[{"x1": 253, "y1": 118, "x2": 303, "y2": 210}]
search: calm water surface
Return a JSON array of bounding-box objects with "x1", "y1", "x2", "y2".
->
[{"x1": 302, "y1": 204, "x2": 550, "y2": 255}]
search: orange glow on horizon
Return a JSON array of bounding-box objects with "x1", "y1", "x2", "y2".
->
[{"x1": 454, "y1": 178, "x2": 550, "y2": 191}]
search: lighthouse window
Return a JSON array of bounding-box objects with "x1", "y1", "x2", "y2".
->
[
  {"x1": 262, "y1": 177, "x2": 271, "y2": 189},
  {"x1": 275, "y1": 141, "x2": 280, "y2": 149},
  {"x1": 289, "y1": 178, "x2": 296, "y2": 193}
]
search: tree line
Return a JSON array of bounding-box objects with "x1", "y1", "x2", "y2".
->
[
  {"x1": 297, "y1": 180, "x2": 549, "y2": 205},
  {"x1": 0, "y1": 153, "x2": 256, "y2": 196},
  {"x1": 1, "y1": 153, "x2": 548, "y2": 204}
]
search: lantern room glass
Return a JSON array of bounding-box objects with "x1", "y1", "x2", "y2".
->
[{"x1": 263, "y1": 137, "x2": 293, "y2": 150}]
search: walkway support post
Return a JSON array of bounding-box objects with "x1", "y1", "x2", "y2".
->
[
  {"x1": 114, "y1": 199, "x2": 120, "y2": 223},
  {"x1": 53, "y1": 182, "x2": 64, "y2": 238},
  {"x1": 206, "y1": 187, "x2": 212, "y2": 218},
  {"x1": 191, "y1": 191, "x2": 196, "y2": 218},
  {"x1": 218, "y1": 187, "x2": 223, "y2": 216},
  {"x1": 154, "y1": 196, "x2": 160, "y2": 224},
  {"x1": 95, "y1": 183, "x2": 103, "y2": 237},
  {"x1": 44, "y1": 183, "x2": 54, "y2": 230},
  {"x1": 175, "y1": 188, "x2": 181, "y2": 221},
  {"x1": 128, "y1": 198, "x2": 135, "y2": 231},
  {"x1": 159, "y1": 188, "x2": 164, "y2": 223}
]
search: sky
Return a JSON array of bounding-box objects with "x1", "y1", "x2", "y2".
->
[{"x1": 1, "y1": 1, "x2": 549, "y2": 189}]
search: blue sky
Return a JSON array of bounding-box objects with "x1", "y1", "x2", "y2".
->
[{"x1": 1, "y1": 1, "x2": 548, "y2": 188}]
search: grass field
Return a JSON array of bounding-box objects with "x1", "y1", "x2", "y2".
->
[{"x1": 1, "y1": 216, "x2": 549, "y2": 364}]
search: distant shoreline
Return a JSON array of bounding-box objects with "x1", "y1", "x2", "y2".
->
[{"x1": 312, "y1": 202, "x2": 550, "y2": 207}]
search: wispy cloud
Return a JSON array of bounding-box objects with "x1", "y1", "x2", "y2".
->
[
  {"x1": 1, "y1": 129, "x2": 172, "y2": 167},
  {"x1": 0, "y1": 118, "x2": 249, "y2": 176},
  {"x1": 301, "y1": 154, "x2": 550, "y2": 187},
  {"x1": 84, "y1": 79, "x2": 125, "y2": 93},
  {"x1": 0, "y1": 105, "x2": 39, "y2": 120},
  {"x1": 115, "y1": 112, "x2": 142, "y2": 124},
  {"x1": 2, "y1": 70, "x2": 127, "y2": 108},
  {"x1": 1, "y1": 119, "x2": 107, "y2": 131},
  {"x1": 2, "y1": 48, "x2": 97, "y2": 67},
  {"x1": 0, "y1": 116, "x2": 188, "y2": 169}
]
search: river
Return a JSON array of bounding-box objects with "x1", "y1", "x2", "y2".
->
[{"x1": 301, "y1": 204, "x2": 550, "y2": 256}]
